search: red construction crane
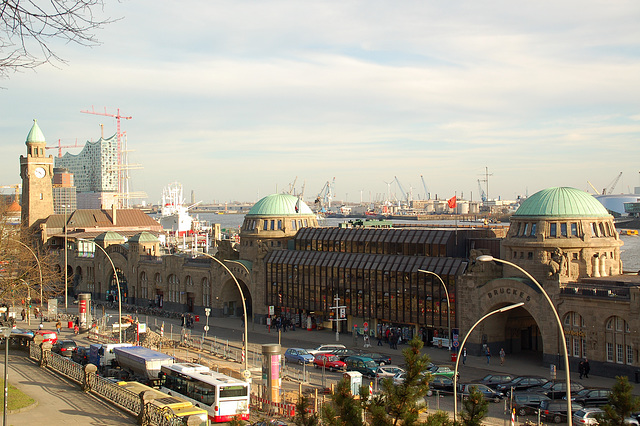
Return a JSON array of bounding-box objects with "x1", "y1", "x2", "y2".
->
[{"x1": 45, "y1": 139, "x2": 83, "y2": 157}]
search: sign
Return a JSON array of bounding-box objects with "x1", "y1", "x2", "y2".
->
[
  {"x1": 204, "y1": 308, "x2": 211, "y2": 316},
  {"x1": 453, "y1": 340, "x2": 459, "y2": 348},
  {"x1": 339, "y1": 308, "x2": 346, "y2": 319},
  {"x1": 363, "y1": 322, "x2": 368, "y2": 332},
  {"x1": 243, "y1": 369, "x2": 251, "y2": 379},
  {"x1": 203, "y1": 325, "x2": 210, "y2": 332},
  {"x1": 137, "y1": 323, "x2": 147, "y2": 333},
  {"x1": 550, "y1": 364, "x2": 557, "y2": 380},
  {"x1": 269, "y1": 305, "x2": 275, "y2": 315}
]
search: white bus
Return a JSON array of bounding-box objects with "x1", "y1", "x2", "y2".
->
[{"x1": 159, "y1": 363, "x2": 250, "y2": 423}]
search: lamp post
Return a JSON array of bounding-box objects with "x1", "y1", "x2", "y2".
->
[
  {"x1": 1, "y1": 326, "x2": 11, "y2": 426},
  {"x1": 418, "y1": 269, "x2": 451, "y2": 350},
  {"x1": 191, "y1": 252, "x2": 249, "y2": 379},
  {"x1": 204, "y1": 307, "x2": 211, "y2": 338},
  {"x1": 64, "y1": 204, "x2": 71, "y2": 314},
  {"x1": 477, "y1": 255, "x2": 573, "y2": 426},
  {"x1": 453, "y1": 302, "x2": 524, "y2": 423},
  {"x1": 78, "y1": 238, "x2": 122, "y2": 343},
  {"x1": 10, "y1": 239, "x2": 44, "y2": 312}
]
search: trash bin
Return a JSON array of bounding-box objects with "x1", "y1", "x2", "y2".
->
[
  {"x1": 68, "y1": 321, "x2": 73, "y2": 329},
  {"x1": 451, "y1": 353, "x2": 458, "y2": 362}
]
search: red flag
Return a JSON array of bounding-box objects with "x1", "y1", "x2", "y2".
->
[
  {"x1": 295, "y1": 197, "x2": 300, "y2": 213},
  {"x1": 447, "y1": 196, "x2": 457, "y2": 209}
]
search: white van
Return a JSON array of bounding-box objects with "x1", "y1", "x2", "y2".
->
[{"x1": 89, "y1": 343, "x2": 133, "y2": 368}]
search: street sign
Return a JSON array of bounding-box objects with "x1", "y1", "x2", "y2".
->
[
  {"x1": 453, "y1": 340, "x2": 459, "y2": 348},
  {"x1": 269, "y1": 306, "x2": 275, "y2": 315},
  {"x1": 242, "y1": 369, "x2": 251, "y2": 379},
  {"x1": 204, "y1": 308, "x2": 211, "y2": 316},
  {"x1": 203, "y1": 325, "x2": 210, "y2": 332}
]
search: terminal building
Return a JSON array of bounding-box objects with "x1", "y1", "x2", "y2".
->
[{"x1": 17, "y1": 120, "x2": 640, "y2": 379}]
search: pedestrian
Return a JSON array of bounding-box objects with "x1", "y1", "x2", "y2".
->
[
  {"x1": 462, "y1": 347, "x2": 467, "y2": 365},
  {"x1": 486, "y1": 346, "x2": 491, "y2": 364},
  {"x1": 74, "y1": 323, "x2": 79, "y2": 335},
  {"x1": 578, "y1": 359, "x2": 584, "y2": 379},
  {"x1": 56, "y1": 320, "x2": 62, "y2": 334},
  {"x1": 499, "y1": 348, "x2": 505, "y2": 365},
  {"x1": 583, "y1": 358, "x2": 590, "y2": 378},
  {"x1": 20, "y1": 309, "x2": 25, "y2": 321},
  {"x1": 377, "y1": 333, "x2": 383, "y2": 346}
]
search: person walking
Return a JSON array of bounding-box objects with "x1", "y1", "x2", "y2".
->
[
  {"x1": 578, "y1": 359, "x2": 585, "y2": 379},
  {"x1": 583, "y1": 358, "x2": 590, "y2": 378},
  {"x1": 486, "y1": 346, "x2": 491, "y2": 364},
  {"x1": 499, "y1": 348, "x2": 505, "y2": 365},
  {"x1": 462, "y1": 348, "x2": 467, "y2": 365},
  {"x1": 55, "y1": 320, "x2": 62, "y2": 334}
]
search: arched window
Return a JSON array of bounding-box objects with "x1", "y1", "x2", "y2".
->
[
  {"x1": 605, "y1": 316, "x2": 631, "y2": 364},
  {"x1": 154, "y1": 273, "x2": 162, "y2": 284},
  {"x1": 563, "y1": 312, "x2": 586, "y2": 358},
  {"x1": 185, "y1": 275, "x2": 193, "y2": 286}
]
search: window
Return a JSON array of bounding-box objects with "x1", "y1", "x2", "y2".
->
[
  {"x1": 527, "y1": 252, "x2": 533, "y2": 259},
  {"x1": 591, "y1": 222, "x2": 597, "y2": 236},
  {"x1": 571, "y1": 223, "x2": 577, "y2": 236},
  {"x1": 607, "y1": 343, "x2": 614, "y2": 362},
  {"x1": 561, "y1": 223, "x2": 567, "y2": 237},
  {"x1": 530, "y1": 223, "x2": 537, "y2": 236},
  {"x1": 292, "y1": 220, "x2": 297, "y2": 230},
  {"x1": 270, "y1": 220, "x2": 275, "y2": 230},
  {"x1": 627, "y1": 345, "x2": 633, "y2": 365},
  {"x1": 263, "y1": 220, "x2": 268, "y2": 231},
  {"x1": 277, "y1": 220, "x2": 282, "y2": 230},
  {"x1": 573, "y1": 339, "x2": 580, "y2": 357},
  {"x1": 617, "y1": 344, "x2": 624, "y2": 364},
  {"x1": 523, "y1": 223, "x2": 529, "y2": 236},
  {"x1": 550, "y1": 223, "x2": 557, "y2": 237}
]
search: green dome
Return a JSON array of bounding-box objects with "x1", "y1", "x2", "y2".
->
[
  {"x1": 129, "y1": 232, "x2": 159, "y2": 243},
  {"x1": 94, "y1": 231, "x2": 126, "y2": 243},
  {"x1": 247, "y1": 194, "x2": 314, "y2": 216},
  {"x1": 26, "y1": 119, "x2": 46, "y2": 144},
  {"x1": 514, "y1": 187, "x2": 610, "y2": 218}
]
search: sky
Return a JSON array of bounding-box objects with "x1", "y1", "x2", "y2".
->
[{"x1": 2, "y1": 0, "x2": 640, "y2": 206}]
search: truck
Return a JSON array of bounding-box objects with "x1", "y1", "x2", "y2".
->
[
  {"x1": 89, "y1": 343, "x2": 133, "y2": 369},
  {"x1": 113, "y1": 346, "x2": 174, "y2": 382}
]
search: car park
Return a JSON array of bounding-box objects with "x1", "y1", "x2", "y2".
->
[
  {"x1": 307, "y1": 344, "x2": 346, "y2": 356},
  {"x1": 529, "y1": 380, "x2": 584, "y2": 399},
  {"x1": 313, "y1": 353, "x2": 346, "y2": 371},
  {"x1": 52, "y1": 339, "x2": 78, "y2": 357},
  {"x1": 565, "y1": 388, "x2": 612, "y2": 407},
  {"x1": 540, "y1": 400, "x2": 583, "y2": 424},
  {"x1": 472, "y1": 374, "x2": 514, "y2": 390},
  {"x1": 344, "y1": 356, "x2": 378, "y2": 378},
  {"x1": 496, "y1": 376, "x2": 550, "y2": 395},
  {"x1": 459, "y1": 384, "x2": 504, "y2": 403},
  {"x1": 72, "y1": 346, "x2": 91, "y2": 365},
  {"x1": 284, "y1": 348, "x2": 314, "y2": 365},
  {"x1": 512, "y1": 392, "x2": 551, "y2": 416},
  {"x1": 375, "y1": 365, "x2": 404, "y2": 379}
]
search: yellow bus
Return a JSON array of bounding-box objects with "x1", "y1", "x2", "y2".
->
[{"x1": 116, "y1": 380, "x2": 209, "y2": 425}]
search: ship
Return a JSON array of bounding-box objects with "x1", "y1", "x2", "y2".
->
[{"x1": 158, "y1": 183, "x2": 198, "y2": 235}]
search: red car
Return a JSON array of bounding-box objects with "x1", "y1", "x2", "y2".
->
[
  {"x1": 34, "y1": 329, "x2": 58, "y2": 345},
  {"x1": 313, "y1": 353, "x2": 346, "y2": 372}
]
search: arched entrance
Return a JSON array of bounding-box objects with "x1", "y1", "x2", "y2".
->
[
  {"x1": 219, "y1": 277, "x2": 252, "y2": 318},
  {"x1": 107, "y1": 268, "x2": 129, "y2": 303}
]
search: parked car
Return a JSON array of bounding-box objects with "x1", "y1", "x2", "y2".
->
[
  {"x1": 375, "y1": 365, "x2": 404, "y2": 379},
  {"x1": 472, "y1": 374, "x2": 514, "y2": 390},
  {"x1": 359, "y1": 352, "x2": 392, "y2": 365},
  {"x1": 512, "y1": 392, "x2": 551, "y2": 416},
  {"x1": 393, "y1": 371, "x2": 407, "y2": 386},
  {"x1": 52, "y1": 339, "x2": 78, "y2": 357},
  {"x1": 344, "y1": 356, "x2": 378, "y2": 378},
  {"x1": 428, "y1": 374, "x2": 455, "y2": 395},
  {"x1": 71, "y1": 346, "x2": 91, "y2": 365},
  {"x1": 459, "y1": 384, "x2": 504, "y2": 403},
  {"x1": 565, "y1": 388, "x2": 612, "y2": 407},
  {"x1": 529, "y1": 380, "x2": 584, "y2": 399},
  {"x1": 313, "y1": 353, "x2": 346, "y2": 371},
  {"x1": 307, "y1": 344, "x2": 346, "y2": 356},
  {"x1": 331, "y1": 348, "x2": 363, "y2": 361},
  {"x1": 572, "y1": 408, "x2": 639, "y2": 425},
  {"x1": 540, "y1": 400, "x2": 583, "y2": 424},
  {"x1": 427, "y1": 364, "x2": 457, "y2": 380},
  {"x1": 284, "y1": 348, "x2": 314, "y2": 365},
  {"x1": 34, "y1": 329, "x2": 58, "y2": 345},
  {"x1": 496, "y1": 376, "x2": 550, "y2": 395}
]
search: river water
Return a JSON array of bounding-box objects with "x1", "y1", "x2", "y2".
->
[{"x1": 191, "y1": 213, "x2": 640, "y2": 272}]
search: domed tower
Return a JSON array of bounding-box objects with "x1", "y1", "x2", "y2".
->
[
  {"x1": 20, "y1": 119, "x2": 54, "y2": 227},
  {"x1": 239, "y1": 193, "x2": 319, "y2": 261},
  {"x1": 502, "y1": 187, "x2": 622, "y2": 284}
]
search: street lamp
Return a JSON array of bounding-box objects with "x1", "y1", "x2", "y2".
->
[
  {"x1": 477, "y1": 255, "x2": 573, "y2": 426},
  {"x1": 1, "y1": 326, "x2": 11, "y2": 426},
  {"x1": 10, "y1": 239, "x2": 44, "y2": 312},
  {"x1": 418, "y1": 269, "x2": 451, "y2": 351},
  {"x1": 191, "y1": 252, "x2": 249, "y2": 379},
  {"x1": 77, "y1": 238, "x2": 122, "y2": 343},
  {"x1": 453, "y1": 302, "x2": 525, "y2": 423}
]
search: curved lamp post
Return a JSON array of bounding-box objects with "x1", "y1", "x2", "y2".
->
[
  {"x1": 78, "y1": 238, "x2": 122, "y2": 343},
  {"x1": 192, "y1": 251, "x2": 249, "y2": 379},
  {"x1": 418, "y1": 269, "x2": 451, "y2": 350},
  {"x1": 10, "y1": 239, "x2": 43, "y2": 311},
  {"x1": 453, "y1": 302, "x2": 524, "y2": 423},
  {"x1": 477, "y1": 255, "x2": 572, "y2": 426}
]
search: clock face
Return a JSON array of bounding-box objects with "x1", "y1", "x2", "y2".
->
[{"x1": 34, "y1": 167, "x2": 46, "y2": 179}]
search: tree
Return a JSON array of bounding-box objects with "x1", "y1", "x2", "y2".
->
[
  {"x1": 596, "y1": 376, "x2": 640, "y2": 425},
  {"x1": 321, "y1": 378, "x2": 366, "y2": 426},
  {"x1": 458, "y1": 386, "x2": 489, "y2": 426},
  {"x1": 422, "y1": 411, "x2": 455, "y2": 426},
  {"x1": 293, "y1": 393, "x2": 319, "y2": 426},
  {"x1": 369, "y1": 336, "x2": 432, "y2": 426},
  {"x1": 0, "y1": 0, "x2": 114, "y2": 78}
]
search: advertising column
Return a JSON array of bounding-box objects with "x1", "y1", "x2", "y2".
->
[
  {"x1": 78, "y1": 293, "x2": 92, "y2": 333},
  {"x1": 262, "y1": 344, "x2": 281, "y2": 403}
]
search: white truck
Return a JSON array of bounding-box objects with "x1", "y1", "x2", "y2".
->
[
  {"x1": 113, "y1": 346, "x2": 174, "y2": 382},
  {"x1": 88, "y1": 343, "x2": 133, "y2": 369}
]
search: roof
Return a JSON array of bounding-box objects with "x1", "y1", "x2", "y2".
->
[
  {"x1": 128, "y1": 232, "x2": 160, "y2": 243},
  {"x1": 247, "y1": 193, "x2": 314, "y2": 216},
  {"x1": 26, "y1": 119, "x2": 46, "y2": 144},
  {"x1": 514, "y1": 187, "x2": 610, "y2": 218},
  {"x1": 7, "y1": 201, "x2": 21, "y2": 212},
  {"x1": 44, "y1": 209, "x2": 162, "y2": 232},
  {"x1": 95, "y1": 231, "x2": 125, "y2": 243}
]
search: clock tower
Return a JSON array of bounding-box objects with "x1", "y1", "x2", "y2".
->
[{"x1": 20, "y1": 119, "x2": 54, "y2": 227}]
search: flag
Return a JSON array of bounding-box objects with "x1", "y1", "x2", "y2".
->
[
  {"x1": 295, "y1": 197, "x2": 301, "y2": 213},
  {"x1": 447, "y1": 195, "x2": 457, "y2": 209}
]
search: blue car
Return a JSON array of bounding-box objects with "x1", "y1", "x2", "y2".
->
[{"x1": 284, "y1": 348, "x2": 314, "y2": 365}]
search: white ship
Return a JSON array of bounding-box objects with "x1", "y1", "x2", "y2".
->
[{"x1": 159, "y1": 182, "x2": 194, "y2": 234}]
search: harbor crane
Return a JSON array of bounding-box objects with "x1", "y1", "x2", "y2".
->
[
  {"x1": 394, "y1": 176, "x2": 411, "y2": 205},
  {"x1": 315, "y1": 177, "x2": 335, "y2": 211},
  {"x1": 477, "y1": 179, "x2": 487, "y2": 203},
  {"x1": 587, "y1": 181, "x2": 600, "y2": 194},
  {"x1": 45, "y1": 139, "x2": 83, "y2": 157},
  {"x1": 420, "y1": 175, "x2": 430, "y2": 200},
  {"x1": 605, "y1": 172, "x2": 623, "y2": 195}
]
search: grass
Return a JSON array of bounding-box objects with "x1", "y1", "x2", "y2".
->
[{"x1": 0, "y1": 379, "x2": 35, "y2": 411}]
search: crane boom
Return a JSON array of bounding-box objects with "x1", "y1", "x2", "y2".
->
[
  {"x1": 606, "y1": 172, "x2": 623, "y2": 194},
  {"x1": 587, "y1": 181, "x2": 599, "y2": 194},
  {"x1": 420, "y1": 175, "x2": 429, "y2": 200},
  {"x1": 477, "y1": 179, "x2": 487, "y2": 203},
  {"x1": 395, "y1": 176, "x2": 410, "y2": 205}
]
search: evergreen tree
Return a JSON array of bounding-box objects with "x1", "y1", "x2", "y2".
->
[
  {"x1": 422, "y1": 411, "x2": 455, "y2": 426},
  {"x1": 293, "y1": 393, "x2": 320, "y2": 426},
  {"x1": 321, "y1": 378, "x2": 365, "y2": 426},
  {"x1": 596, "y1": 376, "x2": 640, "y2": 425},
  {"x1": 458, "y1": 386, "x2": 489, "y2": 426}
]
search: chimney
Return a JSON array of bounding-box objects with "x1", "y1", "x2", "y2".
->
[{"x1": 111, "y1": 203, "x2": 117, "y2": 225}]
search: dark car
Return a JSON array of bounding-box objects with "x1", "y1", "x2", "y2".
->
[
  {"x1": 71, "y1": 346, "x2": 91, "y2": 365},
  {"x1": 359, "y1": 352, "x2": 392, "y2": 365},
  {"x1": 52, "y1": 339, "x2": 77, "y2": 357},
  {"x1": 565, "y1": 388, "x2": 612, "y2": 407},
  {"x1": 472, "y1": 374, "x2": 514, "y2": 390},
  {"x1": 460, "y1": 383, "x2": 504, "y2": 403},
  {"x1": 344, "y1": 356, "x2": 378, "y2": 378},
  {"x1": 529, "y1": 380, "x2": 584, "y2": 399},
  {"x1": 540, "y1": 399, "x2": 583, "y2": 424},
  {"x1": 512, "y1": 392, "x2": 551, "y2": 416},
  {"x1": 331, "y1": 348, "x2": 363, "y2": 361},
  {"x1": 428, "y1": 374, "x2": 455, "y2": 396},
  {"x1": 496, "y1": 376, "x2": 550, "y2": 395}
]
